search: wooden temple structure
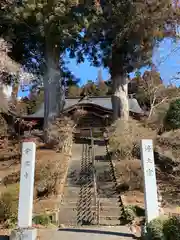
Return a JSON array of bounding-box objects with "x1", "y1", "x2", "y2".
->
[
  {"x1": 1, "y1": 96, "x2": 144, "y2": 138},
  {"x1": 22, "y1": 96, "x2": 144, "y2": 132}
]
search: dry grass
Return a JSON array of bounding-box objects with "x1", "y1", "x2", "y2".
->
[
  {"x1": 109, "y1": 118, "x2": 156, "y2": 160},
  {"x1": 0, "y1": 147, "x2": 69, "y2": 225},
  {"x1": 115, "y1": 159, "x2": 143, "y2": 192},
  {"x1": 0, "y1": 115, "x2": 74, "y2": 224},
  {"x1": 35, "y1": 151, "x2": 68, "y2": 198},
  {"x1": 156, "y1": 130, "x2": 180, "y2": 161},
  {"x1": 0, "y1": 183, "x2": 19, "y2": 228},
  {"x1": 146, "y1": 102, "x2": 169, "y2": 133},
  {"x1": 33, "y1": 149, "x2": 69, "y2": 213},
  {"x1": 109, "y1": 118, "x2": 180, "y2": 209}
]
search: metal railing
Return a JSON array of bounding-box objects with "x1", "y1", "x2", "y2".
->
[{"x1": 90, "y1": 128, "x2": 100, "y2": 225}]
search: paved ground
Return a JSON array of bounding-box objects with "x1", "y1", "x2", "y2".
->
[{"x1": 38, "y1": 226, "x2": 136, "y2": 240}]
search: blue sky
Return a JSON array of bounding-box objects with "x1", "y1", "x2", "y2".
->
[
  {"x1": 67, "y1": 38, "x2": 180, "y2": 85},
  {"x1": 19, "y1": 38, "x2": 180, "y2": 97}
]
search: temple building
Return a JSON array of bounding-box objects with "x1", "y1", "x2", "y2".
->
[{"x1": 23, "y1": 96, "x2": 144, "y2": 130}]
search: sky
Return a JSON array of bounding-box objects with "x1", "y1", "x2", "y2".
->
[
  {"x1": 19, "y1": 37, "x2": 180, "y2": 97},
  {"x1": 66, "y1": 38, "x2": 180, "y2": 85}
]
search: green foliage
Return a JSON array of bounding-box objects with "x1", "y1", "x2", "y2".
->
[
  {"x1": 146, "y1": 217, "x2": 167, "y2": 240},
  {"x1": 164, "y1": 99, "x2": 180, "y2": 130},
  {"x1": 0, "y1": 0, "x2": 85, "y2": 93},
  {"x1": 123, "y1": 205, "x2": 136, "y2": 223},
  {"x1": 145, "y1": 216, "x2": 180, "y2": 240},
  {"x1": 33, "y1": 214, "x2": 51, "y2": 226},
  {"x1": 163, "y1": 216, "x2": 180, "y2": 240},
  {"x1": 121, "y1": 205, "x2": 145, "y2": 224},
  {"x1": 72, "y1": 0, "x2": 177, "y2": 77}
]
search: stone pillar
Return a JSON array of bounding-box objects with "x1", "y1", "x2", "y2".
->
[{"x1": 10, "y1": 141, "x2": 37, "y2": 240}]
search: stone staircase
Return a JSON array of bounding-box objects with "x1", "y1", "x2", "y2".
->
[
  {"x1": 58, "y1": 145, "x2": 82, "y2": 226},
  {"x1": 58, "y1": 185, "x2": 79, "y2": 226},
  {"x1": 94, "y1": 145, "x2": 121, "y2": 226},
  {"x1": 99, "y1": 198, "x2": 121, "y2": 226}
]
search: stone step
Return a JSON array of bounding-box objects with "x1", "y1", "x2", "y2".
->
[
  {"x1": 99, "y1": 219, "x2": 120, "y2": 226},
  {"x1": 58, "y1": 207, "x2": 78, "y2": 226}
]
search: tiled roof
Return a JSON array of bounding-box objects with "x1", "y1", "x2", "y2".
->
[{"x1": 24, "y1": 96, "x2": 143, "y2": 118}]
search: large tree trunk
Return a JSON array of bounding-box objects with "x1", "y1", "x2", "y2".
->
[
  {"x1": 43, "y1": 42, "x2": 65, "y2": 141},
  {"x1": 111, "y1": 75, "x2": 129, "y2": 121},
  {"x1": 111, "y1": 52, "x2": 129, "y2": 121}
]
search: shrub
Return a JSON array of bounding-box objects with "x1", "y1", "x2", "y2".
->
[
  {"x1": 35, "y1": 157, "x2": 66, "y2": 197},
  {"x1": 163, "y1": 216, "x2": 180, "y2": 240},
  {"x1": 109, "y1": 119, "x2": 156, "y2": 160},
  {"x1": 46, "y1": 116, "x2": 75, "y2": 155},
  {"x1": 164, "y1": 99, "x2": 180, "y2": 130},
  {"x1": 121, "y1": 205, "x2": 145, "y2": 225},
  {"x1": 145, "y1": 216, "x2": 180, "y2": 240},
  {"x1": 123, "y1": 205, "x2": 136, "y2": 223},
  {"x1": 33, "y1": 214, "x2": 51, "y2": 226},
  {"x1": 116, "y1": 159, "x2": 143, "y2": 192},
  {"x1": 146, "y1": 217, "x2": 167, "y2": 240}
]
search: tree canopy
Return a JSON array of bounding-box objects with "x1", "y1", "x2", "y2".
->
[
  {"x1": 72, "y1": 0, "x2": 178, "y2": 72},
  {"x1": 64, "y1": 0, "x2": 179, "y2": 120},
  {"x1": 0, "y1": 0, "x2": 179, "y2": 122}
]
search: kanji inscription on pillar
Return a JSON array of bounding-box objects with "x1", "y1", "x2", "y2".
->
[
  {"x1": 18, "y1": 141, "x2": 36, "y2": 228},
  {"x1": 140, "y1": 139, "x2": 159, "y2": 223}
]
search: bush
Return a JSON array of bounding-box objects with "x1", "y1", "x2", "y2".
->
[
  {"x1": 123, "y1": 205, "x2": 136, "y2": 223},
  {"x1": 145, "y1": 216, "x2": 180, "y2": 240},
  {"x1": 116, "y1": 159, "x2": 143, "y2": 192},
  {"x1": 164, "y1": 99, "x2": 180, "y2": 130},
  {"x1": 146, "y1": 217, "x2": 167, "y2": 240},
  {"x1": 33, "y1": 214, "x2": 51, "y2": 226},
  {"x1": 109, "y1": 119, "x2": 156, "y2": 160},
  {"x1": 163, "y1": 216, "x2": 180, "y2": 240},
  {"x1": 35, "y1": 157, "x2": 66, "y2": 197},
  {"x1": 46, "y1": 116, "x2": 75, "y2": 155}
]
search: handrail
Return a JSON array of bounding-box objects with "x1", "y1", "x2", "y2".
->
[{"x1": 90, "y1": 128, "x2": 100, "y2": 225}]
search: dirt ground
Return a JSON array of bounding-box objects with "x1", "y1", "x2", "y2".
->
[
  {"x1": 0, "y1": 145, "x2": 69, "y2": 219},
  {"x1": 114, "y1": 158, "x2": 180, "y2": 221}
]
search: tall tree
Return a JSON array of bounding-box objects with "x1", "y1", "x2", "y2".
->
[
  {"x1": 0, "y1": 0, "x2": 85, "y2": 140},
  {"x1": 71, "y1": 0, "x2": 178, "y2": 120}
]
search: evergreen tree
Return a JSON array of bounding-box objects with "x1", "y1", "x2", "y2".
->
[
  {"x1": 70, "y1": 0, "x2": 179, "y2": 120},
  {"x1": 0, "y1": 0, "x2": 87, "y2": 141}
]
